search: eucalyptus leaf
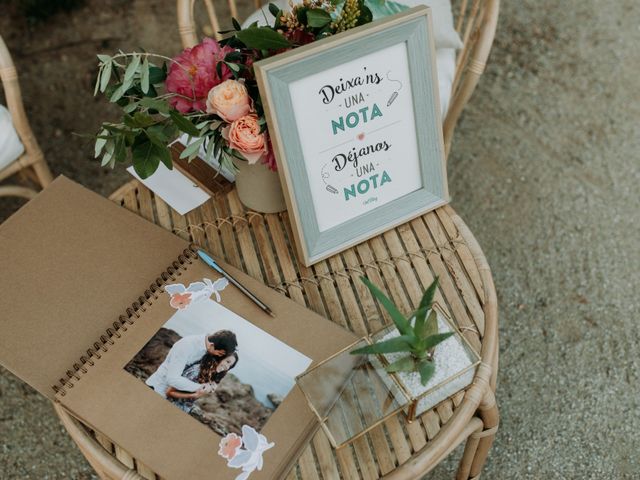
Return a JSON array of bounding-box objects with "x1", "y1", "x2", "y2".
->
[
  {"x1": 94, "y1": 134, "x2": 107, "y2": 158},
  {"x1": 110, "y1": 83, "x2": 127, "y2": 102},
  {"x1": 179, "y1": 137, "x2": 204, "y2": 160},
  {"x1": 97, "y1": 54, "x2": 112, "y2": 63},
  {"x1": 94, "y1": 66, "x2": 102, "y2": 96},
  {"x1": 100, "y1": 140, "x2": 115, "y2": 167},
  {"x1": 235, "y1": 27, "x2": 291, "y2": 50},
  {"x1": 100, "y1": 60, "x2": 112, "y2": 93},
  {"x1": 205, "y1": 136, "x2": 216, "y2": 165},
  {"x1": 124, "y1": 54, "x2": 140, "y2": 82},
  {"x1": 123, "y1": 102, "x2": 139, "y2": 114},
  {"x1": 141, "y1": 57, "x2": 150, "y2": 94},
  {"x1": 121, "y1": 75, "x2": 134, "y2": 95}
]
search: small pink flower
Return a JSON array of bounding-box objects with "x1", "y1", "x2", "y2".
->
[
  {"x1": 169, "y1": 292, "x2": 192, "y2": 309},
  {"x1": 207, "y1": 79, "x2": 253, "y2": 122},
  {"x1": 218, "y1": 433, "x2": 243, "y2": 460},
  {"x1": 223, "y1": 114, "x2": 267, "y2": 164},
  {"x1": 165, "y1": 38, "x2": 234, "y2": 113}
]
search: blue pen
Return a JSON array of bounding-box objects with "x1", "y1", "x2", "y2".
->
[{"x1": 197, "y1": 249, "x2": 275, "y2": 317}]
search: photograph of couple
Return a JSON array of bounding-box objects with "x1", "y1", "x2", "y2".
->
[{"x1": 125, "y1": 291, "x2": 312, "y2": 437}]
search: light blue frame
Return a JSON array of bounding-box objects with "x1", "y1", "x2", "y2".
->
[{"x1": 256, "y1": 7, "x2": 448, "y2": 265}]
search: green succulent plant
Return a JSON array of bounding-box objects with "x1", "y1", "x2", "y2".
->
[{"x1": 351, "y1": 276, "x2": 454, "y2": 385}]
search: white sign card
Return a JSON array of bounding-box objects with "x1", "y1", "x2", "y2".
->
[
  {"x1": 289, "y1": 42, "x2": 422, "y2": 232},
  {"x1": 127, "y1": 164, "x2": 210, "y2": 215},
  {"x1": 255, "y1": 7, "x2": 448, "y2": 266}
]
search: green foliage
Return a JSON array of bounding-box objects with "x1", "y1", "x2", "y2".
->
[
  {"x1": 235, "y1": 27, "x2": 292, "y2": 50},
  {"x1": 306, "y1": 8, "x2": 333, "y2": 28},
  {"x1": 351, "y1": 277, "x2": 454, "y2": 385},
  {"x1": 92, "y1": 52, "x2": 201, "y2": 178},
  {"x1": 90, "y1": 0, "x2": 379, "y2": 179}
]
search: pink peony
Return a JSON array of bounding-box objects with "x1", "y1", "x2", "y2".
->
[
  {"x1": 223, "y1": 114, "x2": 267, "y2": 164},
  {"x1": 166, "y1": 38, "x2": 234, "y2": 113},
  {"x1": 218, "y1": 433, "x2": 243, "y2": 460}
]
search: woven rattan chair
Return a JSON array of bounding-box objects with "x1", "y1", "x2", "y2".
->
[
  {"x1": 0, "y1": 35, "x2": 53, "y2": 199},
  {"x1": 177, "y1": 0, "x2": 499, "y2": 157}
]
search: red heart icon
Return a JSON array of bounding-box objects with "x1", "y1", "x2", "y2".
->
[{"x1": 357, "y1": 132, "x2": 365, "y2": 141}]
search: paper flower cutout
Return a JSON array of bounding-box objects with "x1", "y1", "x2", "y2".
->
[
  {"x1": 219, "y1": 433, "x2": 243, "y2": 460},
  {"x1": 165, "y1": 277, "x2": 229, "y2": 309},
  {"x1": 218, "y1": 425, "x2": 275, "y2": 480},
  {"x1": 169, "y1": 292, "x2": 192, "y2": 310}
]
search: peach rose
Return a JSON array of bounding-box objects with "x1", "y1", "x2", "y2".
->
[
  {"x1": 224, "y1": 114, "x2": 267, "y2": 164},
  {"x1": 206, "y1": 79, "x2": 252, "y2": 122}
]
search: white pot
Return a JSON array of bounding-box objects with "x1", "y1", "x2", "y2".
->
[{"x1": 235, "y1": 160, "x2": 286, "y2": 213}]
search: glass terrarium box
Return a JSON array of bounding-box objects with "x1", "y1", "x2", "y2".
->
[{"x1": 295, "y1": 304, "x2": 480, "y2": 448}]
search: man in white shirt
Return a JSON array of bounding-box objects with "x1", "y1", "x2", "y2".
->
[{"x1": 146, "y1": 330, "x2": 238, "y2": 398}]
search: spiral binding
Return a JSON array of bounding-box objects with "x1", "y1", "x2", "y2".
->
[{"x1": 52, "y1": 245, "x2": 199, "y2": 397}]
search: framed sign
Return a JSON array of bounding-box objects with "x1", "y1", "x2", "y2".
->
[{"x1": 255, "y1": 6, "x2": 448, "y2": 266}]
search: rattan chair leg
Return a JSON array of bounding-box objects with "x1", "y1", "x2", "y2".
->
[
  {"x1": 468, "y1": 391, "x2": 499, "y2": 478},
  {"x1": 0, "y1": 185, "x2": 38, "y2": 199},
  {"x1": 31, "y1": 155, "x2": 54, "y2": 187},
  {"x1": 455, "y1": 423, "x2": 482, "y2": 480}
]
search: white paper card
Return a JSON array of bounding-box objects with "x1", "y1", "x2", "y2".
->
[
  {"x1": 288, "y1": 42, "x2": 422, "y2": 232},
  {"x1": 127, "y1": 164, "x2": 211, "y2": 215}
]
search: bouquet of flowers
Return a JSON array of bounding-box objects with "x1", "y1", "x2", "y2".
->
[{"x1": 93, "y1": 0, "x2": 375, "y2": 179}]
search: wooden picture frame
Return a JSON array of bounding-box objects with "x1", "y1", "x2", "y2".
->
[{"x1": 255, "y1": 6, "x2": 448, "y2": 266}]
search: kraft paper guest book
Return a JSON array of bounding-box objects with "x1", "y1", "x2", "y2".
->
[{"x1": 0, "y1": 176, "x2": 357, "y2": 480}]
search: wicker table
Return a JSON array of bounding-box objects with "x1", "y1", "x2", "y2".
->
[{"x1": 55, "y1": 180, "x2": 499, "y2": 480}]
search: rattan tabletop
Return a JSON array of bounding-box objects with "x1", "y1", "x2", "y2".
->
[{"x1": 56, "y1": 180, "x2": 499, "y2": 480}]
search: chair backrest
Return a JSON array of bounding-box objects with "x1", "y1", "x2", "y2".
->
[
  {"x1": 176, "y1": 0, "x2": 499, "y2": 159},
  {"x1": 0, "y1": 34, "x2": 52, "y2": 195}
]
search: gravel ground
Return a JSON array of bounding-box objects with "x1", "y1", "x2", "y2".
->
[{"x1": 1, "y1": 0, "x2": 639, "y2": 478}]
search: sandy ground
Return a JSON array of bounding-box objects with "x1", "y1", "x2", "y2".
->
[{"x1": 1, "y1": 0, "x2": 639, "y2": 478}]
